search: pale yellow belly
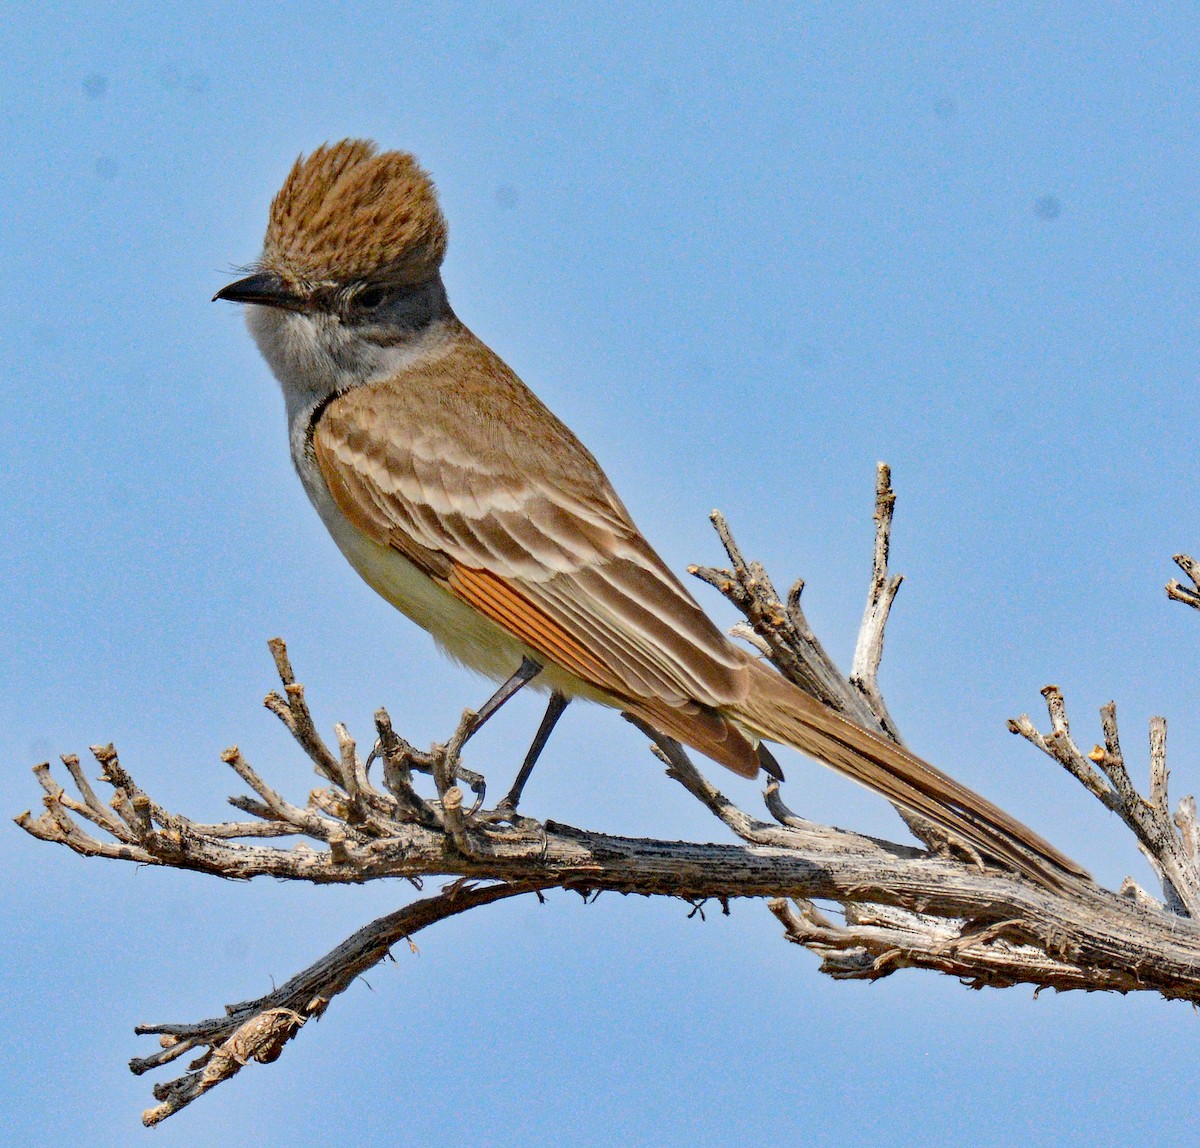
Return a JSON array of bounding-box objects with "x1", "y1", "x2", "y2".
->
[{"x1": 325, "y1": 512, "x2": 614, "y2": 705}]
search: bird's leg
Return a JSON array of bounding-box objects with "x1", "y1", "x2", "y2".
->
[
  {"x1": 494, "y1": 690, "x2": 570, "y2": 816},
  {"x1": 756, "y1": 742, "x2": 786, "y2": 782},
  {"x1": 454, "y1": 656, "x2": 544, "y2": 814},
  {"x1": 466, "y1": 656, "x2": 544, "y2": 740}
]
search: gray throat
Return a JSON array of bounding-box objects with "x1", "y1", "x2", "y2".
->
[{"x1": 242, "y1": 272, "x2": 456, "y2": 523}]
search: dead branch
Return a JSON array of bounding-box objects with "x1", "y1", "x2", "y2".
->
[
  {"x1": 1008, "y1": 695, "x2": 1200, "y2": 916},
  {"x1": 1167, "y1": 553, "x2": 1200, "y2": 610},
  {"x1": 131, "y1": 882, "x2": 535, "y2": 1126},
  {"x1": 690, "y1": 462, "x2": 945, "y2": 853},
  {"x1": 15, "y1": 465, "x2": 1200, "y2": 1124}
]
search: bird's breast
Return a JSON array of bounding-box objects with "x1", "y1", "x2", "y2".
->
[{"x1": 286, "y1": 412, "x2": 608, "y2": 701}]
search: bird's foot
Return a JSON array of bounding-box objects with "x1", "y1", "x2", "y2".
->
[{"x1": 473, "y1": 797, "x2": 538, "y2": 829}]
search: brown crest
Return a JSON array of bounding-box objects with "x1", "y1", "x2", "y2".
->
[{"x1": 262, "y1": 139, "x2": 447, "y2": 287}]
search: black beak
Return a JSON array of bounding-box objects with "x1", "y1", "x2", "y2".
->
[{"x1": 213, "y1": 270, "x2": 306, "y2": 310}]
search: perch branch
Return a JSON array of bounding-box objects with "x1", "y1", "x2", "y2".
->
[
  {"x1": 17, "y1": 466, "x2": 1200, "y2": 1124},
  {"x1": 21, "y1": 710, "x2": 1200, "y2": 1032}
]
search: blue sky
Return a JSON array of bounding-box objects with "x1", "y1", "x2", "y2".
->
[{"x1": 3, "y1": 4, "x2": 1199, "y2": 1144}]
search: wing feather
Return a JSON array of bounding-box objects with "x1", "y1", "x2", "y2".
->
[{"x1": 310, "y1": 338, "x2": 750, "y2": 713}]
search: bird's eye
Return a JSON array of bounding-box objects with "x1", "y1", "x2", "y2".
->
[{"x1": 354, "y1": 285, "x2": 387, "y2": 311}]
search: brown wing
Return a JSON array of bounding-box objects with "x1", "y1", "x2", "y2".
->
[{"x1": 311, "y1": 328, "x2": 758, "y2": 771}]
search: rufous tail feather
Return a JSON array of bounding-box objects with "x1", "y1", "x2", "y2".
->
[{"x1": 732, "y1": 661, "x2": 1089, "y2": 890}]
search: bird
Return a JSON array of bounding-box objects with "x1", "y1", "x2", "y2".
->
[{"x1": 216, "y1": 139, "x2": 1086, "y2": 889}]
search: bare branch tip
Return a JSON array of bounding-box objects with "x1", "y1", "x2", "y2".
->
[{"x1": 267, "y1": 637, "x2": 295, "y2": 685}]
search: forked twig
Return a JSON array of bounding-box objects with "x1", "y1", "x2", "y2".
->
[{"x1": 1167, "y1": 553, "x2": 1200, "y2": 610}]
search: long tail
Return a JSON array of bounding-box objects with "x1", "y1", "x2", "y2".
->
[{"x1": 730, "y1": 661, "x2": 1089, "y2": 890}]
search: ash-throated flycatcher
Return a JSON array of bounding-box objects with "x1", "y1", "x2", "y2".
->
[{"x1": 216, "y1": 140, "x2": 1085, "y2": 887}]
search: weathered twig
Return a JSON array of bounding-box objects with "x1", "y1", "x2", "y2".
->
[
  {"x1": 19, "y1": 635, "x2": 1200, "y2": 1122},
  {"x1": 849, "y1": 463, "x2": 904, "y2": 743},
  {"x1": 689, "y1": 512, "x2": 874, "y2": 727},
  {"x1": 768, "y1": 897, "x2": 1145, "y2": 991},
  {"x1": 689, "y1": 462, "x2": 945, "y2": 853},
  {"x1": 1167, "y1": 553, "x2": 1200, "y2": 610},
  {"x1": 1009, "y1": 691, "x2": 1200, "y2": 916}
]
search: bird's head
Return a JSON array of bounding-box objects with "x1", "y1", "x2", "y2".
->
[{"x1": 216, "y1": 140, "x2": 452, "y2": 392}]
